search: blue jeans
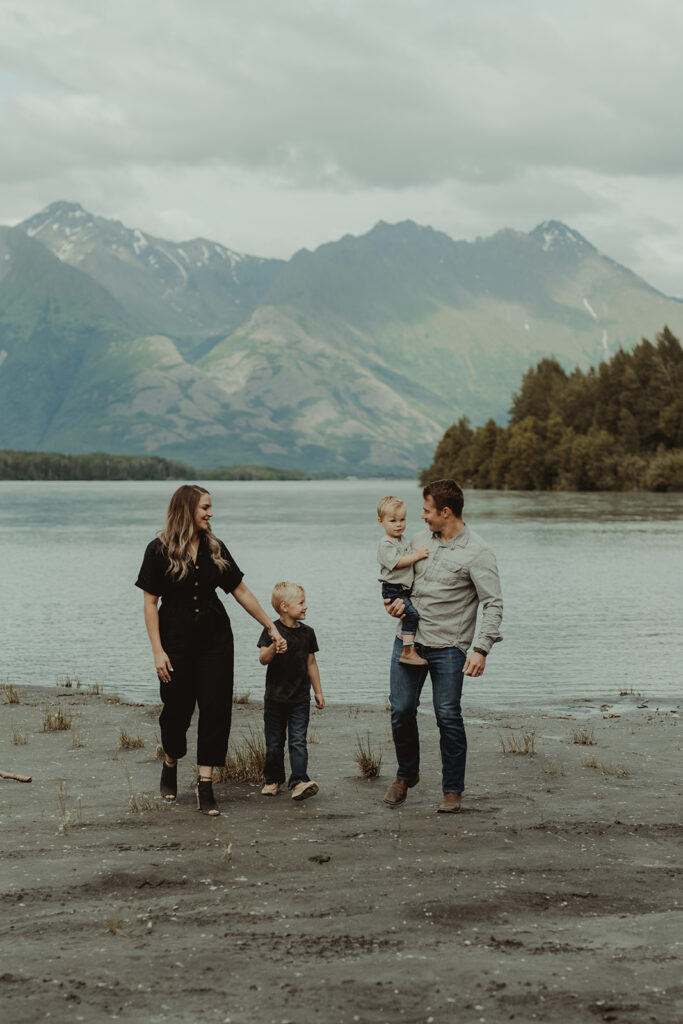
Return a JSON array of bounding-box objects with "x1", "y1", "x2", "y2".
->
[
  {"x1": 381, "y1": 582, "x2": 419, "y2": 636},
  {"x1": 389, "y1": 636, "x2": 467, "y2": 793},
  {"x1": 263, "y1": 699, "x2": 311, "y2": 788}
]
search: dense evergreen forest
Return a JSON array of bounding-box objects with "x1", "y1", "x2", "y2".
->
[
  {"x1": 420, "y1": 327, "x2": 683, "y2": 492},
  {"x1": 0, "y1": 451, "x2": 308, "y2": 481}
]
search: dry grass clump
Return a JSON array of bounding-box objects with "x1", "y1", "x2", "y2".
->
[
  {"x1": 232, "y1": 689, "x2": 252, "y2": 705},
  {"x1": 11, "y1": 721, "x2": 28, "y2": 746},
  {"x1": 118, "y1": 730, "x2": 145, "y2": 750},
  {"x1": 214, "y1": 727, "x2": 265, "y2": 783},
  {"x1": 57, "y1": 674, "x2": 81, "y2": 689},
  {"x1": 70, "y1": 732, "x2": 84, "y2": 750},
  {"x1": 354, "y1": 731, "x2": 383, "y2": 778},
  {"x1": 105, "y1": 912, "x2": 127, "y2": 935},
  {"x1": 124, "y1": 768, "x2": 158, "y2": 812},
  {"x1": 499, "y1": 731, "x2": 536, "y2": 756},
  {"x1": 581, "y1": 756, "x2": 631, "y2": 777},
  {"x1": 41, "y1": 704, "x2": 72, "y2": 732},
  {"x1": 540, "y1": 759, "x2": 567, "y2": 776},
  {"x1": 88, "y1": 682, "x2": 103, "y2": 696},
  {"x1": 57, "y1": 780, "x2": 83, "y2": 834},
  {"x1": 1, "y1": 683, "x2": 20, "y2": 705},
  {"x1": 572, "y1": 726, "x2": 597, "y2": 745}
]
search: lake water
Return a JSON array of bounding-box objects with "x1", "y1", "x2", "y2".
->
[{"x1": 1, "y1": 480, "x2": 681, "y2": 710}]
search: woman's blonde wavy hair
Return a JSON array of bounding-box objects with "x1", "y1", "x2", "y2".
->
[{"x1": 159, "y1": 485, "x2": 230, "y2": 579}]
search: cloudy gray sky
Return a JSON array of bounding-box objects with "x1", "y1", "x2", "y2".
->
[{"x1": 2, "y1": 0, "x2": 682, "y2": 294}]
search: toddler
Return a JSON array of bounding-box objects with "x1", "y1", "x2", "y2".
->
[
  {"x1": 257, "y1": 582, "x2": 325, "y2": 800},
  {"x1": 377, "y1": 496, "x2": 429, "y2": 666}
]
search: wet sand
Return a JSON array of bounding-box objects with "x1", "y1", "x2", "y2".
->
[{"x1": 1, "y1": 684, "x2": 681, "y2": 1024}]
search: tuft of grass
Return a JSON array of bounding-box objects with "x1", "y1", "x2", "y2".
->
[
  {"x1": 41, "y1": 704, "x2": 72, "y2": 732},
  {"x1": 214, "y1": 727, "x2": 265, "y2": 783},
  {"x1": 88, "y1": 682, "x2": 102, "y2": 696},
  {"x1": 232, "y1": 689, "x2": 252, "y2": 705},
  {"x1": 57, "y1": 780, "x2": 83, "y2": 834},
  {"x1": 57, "y1": 674, "x2": 80, "y2": 689},
  {"x1": 572, "y1": 726, "x2": 597, "y2": 745},
  {"x1": 118, "y1": 730, "x2": 145, "y2": 750},
  {"x1": 307, "y1": 728, "x2": 321, "y2": 744},
  {"x1": 105, "y1": 912, "x2": 127, "y2": 936},
  {"x1": 70, "y1": 732, "x2": 84, "y2": 750},
  {"x1": 1, "y1": 683, "x2": 20, "y2": 705},
  {"x1": 124, "y1": 767, "x2": 158, "y2": 812},
  {"x1": 11, "y1": 721, "x2": 28, "y2": 745},
  {"x1": 581, "y1": 757, "x2": 631, "y2": 777},
  {"x1": 540, "y1": 759, "x2": 567, "y2": 776},
  {"x1": 499, "y1": 731, "x2": 536, "y2": 756},
  {"x1": 354, "y1": 731, "x2": 383, "y2": 778}
]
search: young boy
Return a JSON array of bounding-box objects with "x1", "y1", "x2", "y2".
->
[
  {"x1": 257, "y1": 582, "x2": 325, "y2": 800},
  {"x1": 377, "y1": 496, "x2": 429, "y2": 666}
]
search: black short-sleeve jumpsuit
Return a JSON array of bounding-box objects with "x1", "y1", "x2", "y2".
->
[{"x1": 135, "y1": 535, "x2": 243, "y2": 766}]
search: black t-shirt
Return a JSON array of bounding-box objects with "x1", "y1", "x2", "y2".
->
[
  {"x1": 257, "y1": 620, "x2": 319, "y2": 703},
  {"x1": 135, "y1": 535, "x2": 243, "y2": 650}
]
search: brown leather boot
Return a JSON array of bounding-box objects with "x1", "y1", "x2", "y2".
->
[
  {"x1": 437, "y1": 792, "x2": 462, "y2": 813},
  {"x1": 399, "y1": 645, "x2": 428, "y2": 666},
  {"x1": 383, "y1": 775, "x2": 419, "y2": 807}
]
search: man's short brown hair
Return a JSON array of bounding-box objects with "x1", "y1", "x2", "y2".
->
[{"x1": 423, "y1": 479, "x2": 464, "y2": 518}]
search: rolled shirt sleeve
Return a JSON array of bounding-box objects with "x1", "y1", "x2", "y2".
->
[{"x1": 469, "y1": 549, "x2": 504, "y2": 654}]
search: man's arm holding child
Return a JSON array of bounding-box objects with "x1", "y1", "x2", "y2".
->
[{"x1": 307, "y1": 653, "x2": 325, "y2": 709}]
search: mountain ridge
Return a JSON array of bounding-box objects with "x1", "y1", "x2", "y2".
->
[{"x1": 4, "y1": 203, "x2": 683, "y2": 473}]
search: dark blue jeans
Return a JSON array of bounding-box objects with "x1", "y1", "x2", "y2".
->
[
  {"x1": 389, "y1": 636, "x2": 467, "y2": 793},
  {"x1": 263, "y1": 699, "x2": 311, "y2": 788},
  {"x1": 381, "y1": 582, "x2": 419, "y2": 636}
]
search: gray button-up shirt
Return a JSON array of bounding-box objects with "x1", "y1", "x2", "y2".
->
[{"x1": 401, "y1": 525, "x2": 503, "y2": 653}]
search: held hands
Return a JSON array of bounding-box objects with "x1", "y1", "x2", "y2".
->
[
  {"x1": 155, "y1": 650, "x2": 173, "y2": 683},
  {"x1": 269, "y1": 627, "x2": 287, "y2": 654}
]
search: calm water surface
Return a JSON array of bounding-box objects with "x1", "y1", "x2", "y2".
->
[{"x1": 1, "y1": 480, "x2": 681, "y2": 709}]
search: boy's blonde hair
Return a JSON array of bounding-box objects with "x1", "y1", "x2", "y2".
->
[
  {"x1": 271, "y1": 581, "x2": 305, "y2": 613},
  {"x1": 377, "y1": 495, "x2": 406, "y2": 520}
]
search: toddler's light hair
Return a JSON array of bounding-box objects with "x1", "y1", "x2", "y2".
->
[
  {"x1": 271, "y1": 581, "x2": 305, "y2": 613},
  {"x1": 377, "y1": 495, "x2": 406, "y2": 520}
]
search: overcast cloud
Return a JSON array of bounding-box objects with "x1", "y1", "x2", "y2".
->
[{"x1": 2, "y1": 0, "x2": 683, "y2": 294}]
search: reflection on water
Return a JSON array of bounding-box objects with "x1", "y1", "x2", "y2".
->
[{"x1": 1, "y1": 480, "x2": 681, "y2": 709}]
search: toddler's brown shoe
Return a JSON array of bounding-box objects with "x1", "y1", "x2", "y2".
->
[{"x1": 399, "y1": 647, "x2": 428, "y2": 666}]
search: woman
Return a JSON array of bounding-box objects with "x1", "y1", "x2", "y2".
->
[{"x1": 135, "y1": 484, "x2": 285, "y2": 815}]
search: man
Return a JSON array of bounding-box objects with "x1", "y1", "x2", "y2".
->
[{"x1": 384, "y1": 478, "x2": 503, "y2": 813}]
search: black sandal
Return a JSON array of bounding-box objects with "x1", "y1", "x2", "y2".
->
[
  {"x1": 196, "y1": 778, "x2": 220, "y2": 816},
  {"x1": 160, "y1": 760, "x2": 177, "y2": 801}
]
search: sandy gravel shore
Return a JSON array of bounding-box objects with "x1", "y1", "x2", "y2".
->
[{"x1": 0, "y1": 683, "x2": 680, "y2": 1024}]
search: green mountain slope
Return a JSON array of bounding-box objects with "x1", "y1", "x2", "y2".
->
[{"x1": 4, "y1": 209, "x2": 683, "y2": 474}]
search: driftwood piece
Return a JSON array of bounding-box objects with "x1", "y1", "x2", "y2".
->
[{"x1": 0, "y1": 770, "x2": 32, "y2": 783}]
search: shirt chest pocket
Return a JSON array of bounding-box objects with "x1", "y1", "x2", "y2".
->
[{"x1": 428, "y1": 559, "x2": 470, "y2": 585}]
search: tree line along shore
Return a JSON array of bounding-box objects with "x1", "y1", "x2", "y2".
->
[
  {"x1": 0, "y1": 452, "x2": 309, "y2": 482},
  {"x1": 421, "y1": 327, "x2": 683, "y2": 492}
]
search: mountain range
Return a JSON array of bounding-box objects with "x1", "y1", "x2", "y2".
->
[{"x1": 2, "y1": 200, "x2": 682, "y2": 473}]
